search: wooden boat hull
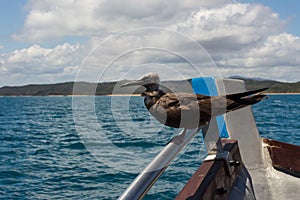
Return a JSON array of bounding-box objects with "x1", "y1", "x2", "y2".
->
[{"x1": 176, "y1": 138, "x2": 300, "y2": 200}]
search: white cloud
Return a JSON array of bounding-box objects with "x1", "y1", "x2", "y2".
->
[
  {"x1": 13, "y1": 0, "x2": 233, "y2": 42},
  {"x1": 0, "y1": 43, "x2": 83, "y2": 85},
  {"x1": 217, "y1": 32, "x2": 300, "y2": 81},
  {"x1": 3, "y1": 0, "x2": 300, "y2": 85},
  {"x1": 246, "y1": 33, "x2": 300, "y2": 67},
  {"x1": 175, "y1": 3, "x2": 284, "y2": 51},
  {"x1": 13, "y1": 0, "x2": 100, "y2": 41}
]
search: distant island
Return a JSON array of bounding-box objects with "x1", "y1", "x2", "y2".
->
[{"x1": 0, "y1": 77, "x2": 299, "y2": 96}]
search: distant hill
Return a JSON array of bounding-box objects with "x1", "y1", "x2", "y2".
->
[
  {"x1": 0, "y1": 78, "x2": 299, "y2": 96},
  {"x1": 0, "y1": 82, "x2": 116, "y2": 96},
  {"x1": 229, "y1": 77, "x2": 300, "y2": 93}
]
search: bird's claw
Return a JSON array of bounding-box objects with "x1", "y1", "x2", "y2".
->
[{"x1": 172, "y1": 129, "x2": 187, "y2": 144}]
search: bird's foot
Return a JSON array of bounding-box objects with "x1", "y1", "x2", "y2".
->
[
  {"x1": 172, "y1": 129, "x2": 187, "y2": 144},
  {"x1": 168, "y1": 128, "x2": 201, "y2": 145}
]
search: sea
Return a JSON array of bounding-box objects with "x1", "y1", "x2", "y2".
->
[{"x1": 0, "y1": 94, "x2": 299, "y2": 200}]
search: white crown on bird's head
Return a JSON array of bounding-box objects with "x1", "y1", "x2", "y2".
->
[
  {"x1": 121, "y1": 72, "x2": 161, "y2": 88},
  {"x1": 138, "y1": 72, "x2": 160, "y2": 85}
]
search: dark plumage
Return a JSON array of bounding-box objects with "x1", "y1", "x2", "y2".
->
[{"x1": 121, "y1": 72, "x2": 267, "y2": 129}]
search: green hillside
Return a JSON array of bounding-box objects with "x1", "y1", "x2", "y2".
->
[
  {"x1": 0, "y1": 78, "x2": 299, "y2": 96},
  {"x1": 234, "y1": 78, "x2": 300, "y2": 93}
]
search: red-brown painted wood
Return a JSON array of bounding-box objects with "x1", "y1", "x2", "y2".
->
[
  {"x1": 175, "y1": 139, "x2": 242, "y2": 200},
  {"x1": 263, "y1": 138, "x2": 300, "y2": 177}
]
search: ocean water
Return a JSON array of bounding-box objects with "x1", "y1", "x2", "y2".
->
[{"x1": 0, "y1": 95, "x2": 299, "y2": 199}]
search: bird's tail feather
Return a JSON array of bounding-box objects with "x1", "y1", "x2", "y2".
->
[
  {"x1": 242, "y1": 94, "x2": 267, "y2": 104},
  {"x1": 226, "y1": 87, "x2": 268, "y2": 100},
  {"x1": 227, "y1": 93, "x2": 268, "y2": 112}
]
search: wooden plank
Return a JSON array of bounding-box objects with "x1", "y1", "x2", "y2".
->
[
  {"x1": 263, "y1": 138, "x2": 300, "y2": 177},
  {"x1": 175, "y1": 139, "x2": 242, "y2": 200}
]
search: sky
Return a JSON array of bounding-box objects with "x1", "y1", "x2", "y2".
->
[{"x1": 0, "y1": 0, "x2": 300, "y2": 86}]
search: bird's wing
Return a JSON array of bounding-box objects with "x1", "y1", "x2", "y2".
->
[
  {"x1": 160, "y1": 93, "x2": 210, "y2": 114},
  {"x1": 178, "y1": 93, "x2": 231, "y2": 116},
  {"x1": 177, "y1": 93, "x2": 210, "y2": 100},
  {"x1": 177, "y1": 93, "x2": 214, "y2": 126},
  {"x1": 156, "y1": 93, "x2": 210, "y2": 108},
  {"x1": 156, "y1": 93, "x2": 180, "y2": 108},
  {"x1": 159, "y1": 93, "x2": 233, "y2": 116},
  {"x1": 154, "y1": 93, "x2": 225, "y2": 127}
]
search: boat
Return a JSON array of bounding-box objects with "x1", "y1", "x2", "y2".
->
[{"x1": 119, "y1": 77, "x2": 300, "y2": 200}]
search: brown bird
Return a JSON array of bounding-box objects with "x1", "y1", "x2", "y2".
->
[{"x1": 121, "y1": 72, "x2": 267, "y2": 130}]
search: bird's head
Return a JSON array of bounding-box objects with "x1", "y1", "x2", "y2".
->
[{"x1": 121, "y1": 72, "x2": 160, "y2": 91}]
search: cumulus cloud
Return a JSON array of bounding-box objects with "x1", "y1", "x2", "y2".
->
[
  {"x1": 13, "y1": 0, "x2": 233, "y2": 42},
  {"x1": 77, "y1": 28, "x2": 221, "y2": 83},
  {"x1": 13, "y1": 0, "x2": 99, "y2": 41},
  {"x1": 216, "y1": 32, "x2": 300, "y2": 80},
  {"x1": 175, "y1": 3, "x2": 284, "y2": 50},
  {"x1": 0, "y1": 43, "x2": 83, "y2": 85},
  {"x1": 3, "y1": 0, "x2": 300, "y2": 85},
  {"x1": 246, "y1": 33, "x2": 300, "y2": 67}
]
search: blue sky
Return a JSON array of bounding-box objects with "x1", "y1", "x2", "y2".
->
[
  {"x1": 245, "y1": 0, "x2": 300, "y2": 35},
  {"x1": 0, "y1": 1, "x2": 86, "y2": 52},
  {"x1": 0, "y1": 0, "x2": 300, "y2": 86},
  {"x1": 0, "y1": 1, "x2": 26, "y2": 52}
]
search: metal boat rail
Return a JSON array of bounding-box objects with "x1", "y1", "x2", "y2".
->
[{"x1": 119, "y1": 128, "x2": 199, "y2": 200}]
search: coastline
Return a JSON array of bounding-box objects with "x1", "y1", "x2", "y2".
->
[
  {"x1": 265, "y1": 93, "x2": 300, "y2": 95},
  {"x1": 0, "y1": 94, "x2": 142, "y2": 97},
  {"x1": 0, "y1": 93, "x2": 299, "y2": 97},
  {"x1": 106, "y1": 94, "x2": 141, "y2": 96}
]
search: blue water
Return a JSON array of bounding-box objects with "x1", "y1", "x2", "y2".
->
[{"x1": 0, "y1": 95, "x2": 299, "y2": 199}]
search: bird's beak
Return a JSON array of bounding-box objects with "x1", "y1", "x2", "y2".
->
[{"x1": 121, "y1": 80, "x2": 143, "y2": 88}]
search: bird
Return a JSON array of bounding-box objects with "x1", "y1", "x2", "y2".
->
[{"x1": 121, "y1": 72, "x2": 267, "y2": 131}]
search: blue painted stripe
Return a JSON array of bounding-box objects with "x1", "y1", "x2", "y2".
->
[
  {"x1": 191, "y1": 77, "x2": 217, "y2": 96},
  {"x1": 216, "y1": 115, "x2": 228, "y2": 138},
  {"x1": 191, "y1": 77, "x2": 229, "y2": 138}
]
